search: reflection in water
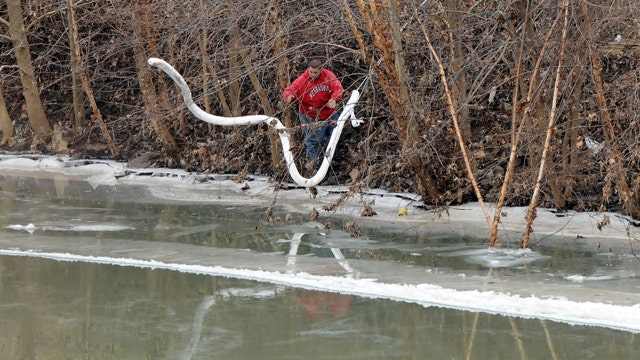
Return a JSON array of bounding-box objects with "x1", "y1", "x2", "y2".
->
[
  {"x1": 1, "y1": 256, "x2": 636, "y2": 359},
  {"x1": 182, "y1": 296, "x2": 216, "y2": 360},
  {"x1": 288, "y1": 234, "x2": 354, "y2": 321},
  {"x1": 293, "y1": 290, "x2": 353, "y2": 321}
]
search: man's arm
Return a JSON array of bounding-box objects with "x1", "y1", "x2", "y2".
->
[
  {"x1": 326, "y1": 71, "x2": 344, "y2": 102},
  {"x1": 283, "y1": 84, "x2": 296, "y2": 104},
  {"x1": 283, "y1": 74, "x2": 306, "y2": 103}
]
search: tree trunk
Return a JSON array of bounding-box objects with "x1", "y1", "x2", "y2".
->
[
  {"x1": 132, "y1": 0, "x2": 178, "y2": 153},
  {"x1": 161, "y1": 0, "x2": 185, "y2": 137},
  {"x1": 582, "y1": 0, "x2": 640, "y2": 220},
  {"x1": 267, "y1": 0, "x2": 291, "y2": 172},
  {"x1": 388, "y1": 0, "x2": 438, "y2": 201},
  {"x1": 226, "y1": 1, "x2": 242, "y2": 116},
  {"x1": 439, "y1": 0, "x2": 476, "y2": 204},
  {"x1": 67, "y1": 0, "x2": 86, "y2": 128},
  {"x1": 206, "y1": 63, "x2": 233, "y2": 117},
  {"x1": 198, "y1": 0, "x2": 213, "y2": 116},
  {"x1": 68, "y1": 0, "x2": 118, "y2": 158},
  {"x1": 196, "y1": 0, "x2": 217, "y2": 136},
  {"x1": 415, "y1": 7, "x2": 492, "y2": 227},
  {"x1": 0, "y1": 88, "x2": 15, "y2": 146},
  {"x1": 238, "y1": 47, "x2": 283, "y2": 168},
  {"x1": 548, "y1": 64, "x2": 585, "y2": 212},
  {"x1": 489, "y1": 2, "x2": 563, "y2": 247},
  {"x1": 347, "y1": 0, "x2": 441, "y2": 201},
  {"x1": 198, "y1": 1, "x2": 231, "y2": 118},
  {"x1": 522, "y1": 0, "x2": 570, "y2": 249},
  {"x1": 441, "y1": 0, "x2": 471, "y2": 141},
  {"x1": 562, "y1": 67, "x2": 584, "y2": 202},
  {"x1": 268, "y1": 0, "x2": 293, "y2": 129},
  {"x1": 7, "y1": 0, "x2": 52, "y2": 145}
]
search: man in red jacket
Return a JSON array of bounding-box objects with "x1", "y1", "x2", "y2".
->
[{"x1": 283, "y1": 59, "x2": 344, "y2": 172}]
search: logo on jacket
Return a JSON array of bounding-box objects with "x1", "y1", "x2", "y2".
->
[{"x1": 309, "y1": 84, "x2": 330, "y2": 99}]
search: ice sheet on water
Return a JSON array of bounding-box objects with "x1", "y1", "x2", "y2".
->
[
  {"x1": 46, "y1": 224, "x2": 135, "y2": 232},
  {"x1": 565, "y1": 274, "x2": 616, "y2": 282},
  {"x1": 1, "y1": 154, "x2": 640, "y2": 334},
  {"x1": 6, "y1": 223, "x2": 134, "y2": 232},
  {"x1": 170, "y1": 224, "x2": 220, "y2": 239},
  {"x1": 437, "y1": 245, "x2": 551, "y2": 268},
  {"x1": 473, "y1": 248, "x2": 551, "y2": 268},
  {"x1": 220, "y1": 287, "x2": 282, "y2": 299},
  {"x1": 5, "y1": 223, "x2": 36, "y2": 233},
  {"x1": 1, "y1": 247, "x2": 639, "y2": 333},
  {"x1": 563, "y1": 268, "x2": 637, "y2": 283}
]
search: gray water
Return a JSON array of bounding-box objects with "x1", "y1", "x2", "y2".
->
[{"x1": 0, "y1": 171, "x2": 638, "y2": 359}]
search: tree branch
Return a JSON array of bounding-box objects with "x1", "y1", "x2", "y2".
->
[
  {"x1": 25, "y1": 0, "x2": 96, "y2": 32},
  {"x1": 0, "y1": 65, "x2": 20, "y2": 72}
]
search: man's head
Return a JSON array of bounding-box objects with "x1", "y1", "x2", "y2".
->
[{"x1": 307, "y1": 59, "x2": 323, "y2": 80}]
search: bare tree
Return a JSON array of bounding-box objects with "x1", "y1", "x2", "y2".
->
[
  {"x1": 342, "y1": 0, "x2": 441, "y2": 201},
  {"x1": 522, "y1": 0, "x2": 570, "y2": 249},
  {"x1": 581, "y1": 0, "x2": 640, "y2": 220},
  {"x1": 488, "y1": 1, "x2": 564, "y2": 247},
  {"x1": 68, "y1": 0, "x2": 118, "y2": 157},
  {"x1": 67, "y1": 0, "x2": 86, "y2": 127},
  {"x1": 131, "y1": 0, "x2": 178, "y2": 153},
  {"x1": 415, "y1": 4, "x2": 492, "y2": 228},
  {"x1": 0, "y1": 86, "x2": 15, "y2": 145},
  {"x1": 6, "y1": 0, "x2": 52, "y2": 146}
]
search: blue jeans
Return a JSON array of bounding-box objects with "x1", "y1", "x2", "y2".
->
[{"x1": 298, "y1": 112, "x2": 338, "y2": 169}]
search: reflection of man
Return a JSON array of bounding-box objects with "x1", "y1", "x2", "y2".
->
[
  {"x1": 293, "y1": 290, "x2": 353, "y2": 320},
  {"x1": 283, "y1": 59, "x2": 344, "y2": 171}
]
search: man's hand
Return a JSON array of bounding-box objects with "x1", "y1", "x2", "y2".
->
[
  {"x1": 286, "y1": 95, "x2": 295, "y2": 104},
  {"x1": 327, "y1": 99, "x2": 336, "y2": 109}
]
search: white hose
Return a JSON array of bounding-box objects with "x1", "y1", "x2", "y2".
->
[{"x1": 148, "y1": 58, "x2": 362, "y2": 187}]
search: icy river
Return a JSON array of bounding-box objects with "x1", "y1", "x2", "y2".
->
[{"x1": 0, "y1": 154, "x2": 638, "y2": 359}]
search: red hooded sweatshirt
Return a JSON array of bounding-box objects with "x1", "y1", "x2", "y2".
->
[{"x1": 283, "y1": 68, "x2": 343, "y2": 121}]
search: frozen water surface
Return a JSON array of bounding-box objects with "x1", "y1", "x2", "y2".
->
[{"x1": 0, "y1": 154, "x2": 638, "y2": 359}]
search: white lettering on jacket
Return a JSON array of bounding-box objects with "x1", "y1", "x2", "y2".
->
[{"x1": 309, "y1": 84, "x2": 330, "y2": 99}]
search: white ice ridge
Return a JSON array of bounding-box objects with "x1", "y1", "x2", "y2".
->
[
  {"x1": 2, "y1": 248, "x2": 639, "y2": 334},
  {"x1": 148, "y1": 58, "x2": 363, "y2": 188}
]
